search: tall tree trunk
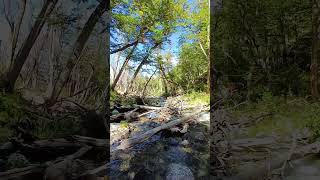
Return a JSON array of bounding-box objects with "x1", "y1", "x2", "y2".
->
[
  {"x1": 49, "y1": 0, "x2": 108, "y2": 105},
  {"x1": 0, "y1": 0, "x2": 58, "y2": 92},
  {"x1": 142, "y1": 70, "x2": 157, "y2": 98},
  {"x1": 111, "y1": 43, "x2": 138, "y2": 90},
  {"x1": 126, "y1": 42, "x2": 160, "y2": 93},
  {"x1": 9, "y1": 0, "x2": 27, "y2": 70},
  {"x1": 311, "y1": 0, "x2": 319, "y2": 101},
  {"x1": 46, "y1": 26, "x2": 55, "y2": 98},
  {"x1": 158, "y1": 63, "x2": 168, "y2": 95}
]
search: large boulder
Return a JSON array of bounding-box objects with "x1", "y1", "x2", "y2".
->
[{"x1": 166, "y1": 163, "x2": 194, "y2": 180}]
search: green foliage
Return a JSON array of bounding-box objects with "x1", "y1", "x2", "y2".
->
[
  {"x1": 169, "y1": 43, "x2": 208, "y2": 93},
  {"x1": 183, "y1": 92, "x2": 209, "y2": 105},
  {"x1": 305, "y1": 104, "x2": 320, "y2": 139},
  {"x1": 231, "y1": 96, "x2": 320, "y2": 138},
  {"x1": 0, "y1": 94, "x2": 24, "y2": 126},
  {"x1": 213, "y1": 0, "x2": 311, "y2": 99},
  {"x1": 120, "y1": 120, "x2": 129, "y2": 128},
  {"x1": 6, "y1": 153, "x2": 29, "y2": 169},
  {"x1": 34, "y1": 117, "x2": 80, "y2": 139}
]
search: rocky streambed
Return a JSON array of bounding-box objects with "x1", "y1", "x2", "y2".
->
[{"x1": 109, "y1": 97, "x2": 209, "y2": 180}]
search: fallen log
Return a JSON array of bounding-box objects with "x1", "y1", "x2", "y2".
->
[
  {"x1": 0, "y1": 165, "x2": 44, "y2": 180},
  {"x1": 44, "y1": 146, "x2": 92, "y2": 180},
  {"x1": 72, "y1": 135, "x2": 108, "y2": 147},
  {"x1": 111, "y1": 109, "x2": 204, "y2": 153},
  {"x1": 110, "y1": 108, "x2": 140, "y2": 123},
  {"x1": 77, "y1": 162, "x2": 107, "y2": 179},
  {"x1": 233, "y1": 140, "x2": 320, "y2": 180},
  {"x1": 0, "y1": 146, "x2": 91, "y2": 180},
  {"x1": 133, "y1": 104, "x2": 162, "y2": 110},
  {"x1": 137, "y1": 110, "x2": 156, "y2": 118}
]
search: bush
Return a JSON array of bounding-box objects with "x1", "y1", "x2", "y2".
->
[
  {"x1": 183, "y1": 91, "x2": 209, "y2": 105},
  {"x1": 304, "y1": 103, "x2": 320, "y2": 139}
]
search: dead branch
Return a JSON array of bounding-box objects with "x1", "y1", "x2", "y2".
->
[
  {"x1": 133, "y1": 104, "x2": 162, "y2": 110},
  {"x1": 111, "y1": 109, "x2": 204, "y2": 153}
]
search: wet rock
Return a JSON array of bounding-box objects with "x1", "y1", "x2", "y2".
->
[
  {"x1": 194, "y1": 132, "x2": 206, "y2": 141},
  {"x1": 181, "y1": 140, "x2": 189, "y2": 146},
  {"x1": 166, "y1": 163, "x2": 194, "y2": 180},
  {"x1": 110, "y1": 123, "x2": 130, "y2": 143},
  {"x1": 133, "y1": 169, "x2": 155, "y2": 180},
  {"x1": 168, "y1": 138, "x2": 179, "y2": 146},
  {"x1": 166, "y1": 146, "x2": 190, "y2": 163},
  {"x1": 6, "y1": 153, "x2": 29, "y2": 169},
  {"x1": 112, "y1": 109, "x2": 120, "y2": 115}
]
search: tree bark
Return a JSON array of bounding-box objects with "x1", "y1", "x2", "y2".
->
[
  {"x1": 0, "y1": 0, "x2": 58, "y2": 92},
  {"x1": 311, "y1": 0, "x2": 320, "y2": 101}
]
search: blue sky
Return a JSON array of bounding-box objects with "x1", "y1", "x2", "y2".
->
[{"x1": 110, "y1": 0, "x2": 199, "y2": 77}]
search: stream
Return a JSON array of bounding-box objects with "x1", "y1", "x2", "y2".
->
[{"x1": 109, "y1": 97, "x2": 209, "y2": 180}]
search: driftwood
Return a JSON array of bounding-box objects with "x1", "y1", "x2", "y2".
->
[
  {"x1": 44, "y1": 146, "x2": 92, "y2": 180},
  {"x1": 0, "y1": 146, "x2": 91, "y2": 180},
  {"x1": 0, "y1": 165, "x2": 44, "y2": 180},
  {"x1": 71, "y1": 135, "x2": 108, "y2": 147},
  {"x1": 77, "y1": 163, "x2": 107, "y2": 179},
  {"x1": 133, "y1": 104, "x2": 162, "y2": 110},
  {"x1": 110, "y1": 108, "x2": 140, "y2": 122},
  {"x1": 111, "y1": 109, "x2": 204, "y2": 153},
  {"x1": 137, "y1": 110, "x2": 156, "y2": 118},
  {"x1": 234, "y1": 140, "x2": 320, "y2": 180}
]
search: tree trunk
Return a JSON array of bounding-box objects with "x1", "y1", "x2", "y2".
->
[
  {"x1": 0, "y1": 0, "x2": 58, "y2": 92},
  {"x1": 111, "y1": 43, "x2": 138, "y2": 90},
  {"x1": 49, "y1": 0, "x2": 109, "y2": 105},
  {"x1": 311, "y1": 0, "x2": 320, "y2": 101},
  {"x1": 9, "y1": 0, "x2": 27, "y2": 70},
  {"x1": 142, "y1": 70, "x2": 157, "y2": 97},
  {"x1": 126, "y1": 42, "x2": 160, "y2": 93}
]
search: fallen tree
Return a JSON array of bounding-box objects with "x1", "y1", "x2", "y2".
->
[{"x1": 111, "y1": 108, "x2": 206, "y2": 153}]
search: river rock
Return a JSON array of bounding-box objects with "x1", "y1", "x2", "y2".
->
[
  {"x1": 194, "y1": 132, "x2": 206, "y2": 141},
  {"x1": 6, "y1": 153, "x2": 29, "y2": 169},
  {"x1": 181, "y1": 140, "x2": 189, "y2": 146},
  {"x1": 168, "y1": 137, "x2": 179, "y2": 146},
  {"x1": 166, "y1": 163, "x2": 194, "y2": 180},
  {"x1": 166, "y1": 146, "x2": 191, "y2": 163}
]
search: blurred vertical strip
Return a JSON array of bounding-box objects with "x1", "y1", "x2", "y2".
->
[
  {"x1": 209, "y1": 0, "x2": 224, "y2": 178},
  {"x1": 104, "y1": 0, "x2": 111, "y2": 178}
]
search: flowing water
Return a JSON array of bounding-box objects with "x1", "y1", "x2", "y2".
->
[{"x1": 109, "y1": 97, "x2": 210, "y2": 180}]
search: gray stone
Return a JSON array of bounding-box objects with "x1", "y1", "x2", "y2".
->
[
  {"x1": 194, "y1": 132, "x2": 206, "y2": 141},
  {"x1": 181, "y1": 140, "x2": 189, "y2": 146},
  {"x1": 6, "y1": 153, "x2": 29, "y2": 169},
  {"x1": 166, "y1": 146, "x2": 190, "y2": 163},
  {"x1": 112, "y1": 110, "x2": 120, "y2": 115},
  {"x1": 166, "y1": 163, "x2": 194, "y2": 180}
]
